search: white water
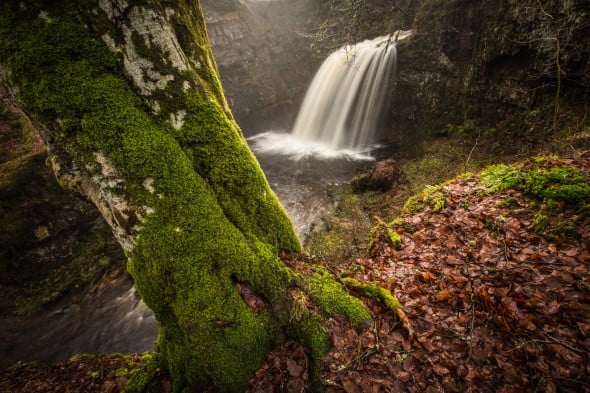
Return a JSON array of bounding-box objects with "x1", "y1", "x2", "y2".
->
[{"x1": 250, "y1": 32, "x2": 410, "y2": 160}]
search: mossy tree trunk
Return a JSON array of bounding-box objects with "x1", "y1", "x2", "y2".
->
[{"x1": 0, "y1": 1, "x2": 370, "y2": 391}]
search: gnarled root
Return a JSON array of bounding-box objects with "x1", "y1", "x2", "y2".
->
[{"x1": 340, "y1": 277, "x2": 414, "y2": 343}]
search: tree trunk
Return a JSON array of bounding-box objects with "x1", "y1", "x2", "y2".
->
[{"x1": 0, "y1": 1, "x2": 370, "y2": 391}]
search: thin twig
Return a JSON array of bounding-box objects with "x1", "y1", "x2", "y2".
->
[
  {"x1": 543, "y1": 333, "x2": 589, "y2": 355},
  {"x1": 536, "y1": 0, "x2": 554, "y2": 20},
  {"x1": 464, "y1": 130, "x2": 482, "y2": 172}
]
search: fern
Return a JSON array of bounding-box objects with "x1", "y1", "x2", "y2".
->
[{"x1": 480, "y1": 164, "x2": 523, "y2": 192}]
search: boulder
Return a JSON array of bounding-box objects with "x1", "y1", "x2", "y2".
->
[{"x1": 351, "y1": 158, "x2": 406, "y2": 193}]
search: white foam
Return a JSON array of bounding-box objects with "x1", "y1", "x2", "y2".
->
[{"x1": 248, "y1": 131, "x2": 377, "y2": 161}]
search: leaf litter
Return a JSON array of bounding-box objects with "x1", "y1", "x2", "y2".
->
[
  {"x1": 251, "y1": 156, "x2": 590, "y2": 392},
  {"x1": 1, "y1": 157, "x2": 588, "y2": 392}
]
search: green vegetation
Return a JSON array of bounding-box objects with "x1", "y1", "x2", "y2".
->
[
  {"x1": 300, "y1": 312, "x2": 331, "y2": 388},
  {"x1": 479, "y1": 157, "x2": 589, "y2": 239},
  {"x1": 0, "y1": 2, "x2": 377, "y2": 390},
  {"x1": 367, "y1": 217, "x2": 408, "y2": 251},
  {"x1": 402, "y1": 184, "x2": 446, "y2": 214},
  {"x1": 340, "y1": 277, "x2": 402, "y2": 312},
  {"x1": 480, "y1": 157, "x2": 590, "y2": 205},
  {"x1": 310, "y1": 271, "x2": 370, "y2": 325}
]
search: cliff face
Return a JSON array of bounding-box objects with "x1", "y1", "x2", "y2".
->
[
  {"x1": 203, "y1": 0, "x2": 589, "y2": 153},
  {"x1": 202, "y1": 0, "x2": 324, "y2": 133},
  {"x1": 390, "y1": 0, "x2": 590, "y2": 150}
]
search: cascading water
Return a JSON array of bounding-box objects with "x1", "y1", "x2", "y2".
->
[
  {"x1": 248, "y1": 32, "x2": 411, "y2": 238},
  {"x1": 250, "y1": 31, "x2": 410, "y2": 160},
  {"x1": 292, "y1": 35, "x2": 398, "y2": 150}
]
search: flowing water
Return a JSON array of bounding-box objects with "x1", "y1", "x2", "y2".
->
[
  {"x1": 250, "y1": 32, "x2": 410, "y2": 158},
  {"x1": 0, "y1": 34, "x2": 408, "y2": 367},
  {"x1": 0, "y1": 267, "x2": 158, "y2": 367},
  {"x1": 250, "y1": 33, "x2": 410, "y2": 234}
]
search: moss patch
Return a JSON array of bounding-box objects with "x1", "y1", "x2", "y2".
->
[
  {"x1": 480, "y1": 157, "x2": 590, "y2": 205},
  {"x1": 402, "y1": 184, "x2": 447, "y2": 214},
  {"x1": 478, "y1": 156, "x2": 589, "y2": 239},
  {"x1": 309, "y1": 272, "x2": 370, "y2": 326},
  {"x1": 340, "y1": 277, "x2": 402, "y2": 312}
]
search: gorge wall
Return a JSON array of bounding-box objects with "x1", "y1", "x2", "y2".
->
[
  {"x1": 202, "y1": 0, "x2": 325, "y2": 134},
  {"x1": 203, "y1": 0, "x2": 589, "y2": 155},
  {"x1": 389, "y1": 0, "x2": 590, "y2": 152}
]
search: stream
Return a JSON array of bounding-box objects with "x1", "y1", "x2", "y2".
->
[{"x1": 0, "y1": 267, "x2": 157, "y2": 368}]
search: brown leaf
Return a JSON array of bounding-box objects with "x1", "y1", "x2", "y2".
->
[
  {"x1": 342, "y1": 379, "x2": 360, "y2": 393},
  {"x1": 436, "y1": 290, "x2": 452, "y2": 303},
  {"x1": 432, "y1": 364, "x2": 450, "y2": 376},
  {"x1": 287, "y1": 360, "x2": 305, "y2": 377},
  {"x1": 577, "y1": 322, "x2": 590, "y2": 337}
]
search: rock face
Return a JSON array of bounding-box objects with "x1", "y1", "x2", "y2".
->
[
  {"x1": 0, "y1": 84, "x2": 125, "y2": 316},
  {"x1": 202, "y1": 0, "x2": 325, "y2": 133},
  {"x1": 389, "y1": 0, "x2": 590, "y2": 148},
  {"x1": 197, "y1": 0, "x2": 588, "y2": 153}
]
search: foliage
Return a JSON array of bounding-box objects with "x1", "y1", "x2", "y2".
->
[
  {"x1": 480, "y1": 163, "x2": 523, "y2": 193},
  {"x1": 480, "y1": 157, "x2": 590, "y2": 206},
  {"x1": 402, "y1": 184, "x2": 446, "y2": 214}
]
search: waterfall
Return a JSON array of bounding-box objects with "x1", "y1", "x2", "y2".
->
[
  {"x1": 292, "y1": 34, "x2": 407, "y2": 151},
  {"x1": 249, "y1": 32, "x2": 410, "y2": 160}
]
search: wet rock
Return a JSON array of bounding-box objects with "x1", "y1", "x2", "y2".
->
[{"x1": 350, "y1": 159, "x2": 406, "y2": 193}]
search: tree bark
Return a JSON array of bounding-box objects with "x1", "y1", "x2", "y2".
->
[{"x1": 0, "y1": 1, "x2": 370, "y2": 390}]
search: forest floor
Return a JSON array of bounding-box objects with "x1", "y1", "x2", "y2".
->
[{"x1": 1, "y1": 156, "x2": 589, "y2": 392}]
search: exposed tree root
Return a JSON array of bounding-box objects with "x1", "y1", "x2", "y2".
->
[{"x1": 340, "y1": 277, "x2": 414, "y2": 342}]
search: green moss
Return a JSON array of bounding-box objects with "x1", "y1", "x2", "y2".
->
[
  {"x1": 175, "y1": 0, "x2": 228, "y2": 110},
  {"x1": 300, "y1": 312, "x2": 331, "y2": 389},
  {"x1": 309, "y1": 272, "x2": 371, "y2": 325},
  {"x1": 367, "y1": 217, "x2": 410, "y2": 252},
  {"x1": 480, "y1": 163, "x2": 523, "y2": 193},
  {"x1": 480, "y1": 158, "x2": 590, "y2": 205},
  {"x1": 340, "y1": 277, "x2": 402, "y2": 312},
  {"x1": 115, "y1": 352, "x2": 155, "y2": 393},
  {"x1": 178, "y1": 90, "x2": 300, "y2": 253},
  {"x1": 386, "y1": 227, "x2": 402, "y2": 248},
  {"x1": 479, "y1": 157, "x2": 589, "y2": 239},
  {"x1": 523, "y1": 163, "x2": 590, "y2": 204},
  {"x1": 402, "y1": 184, "x2": 446, "y2": 213}
]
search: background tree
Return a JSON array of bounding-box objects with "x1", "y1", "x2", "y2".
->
[{"x1": 0, "y1": 0, "x2": 372, "y2": 391}]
